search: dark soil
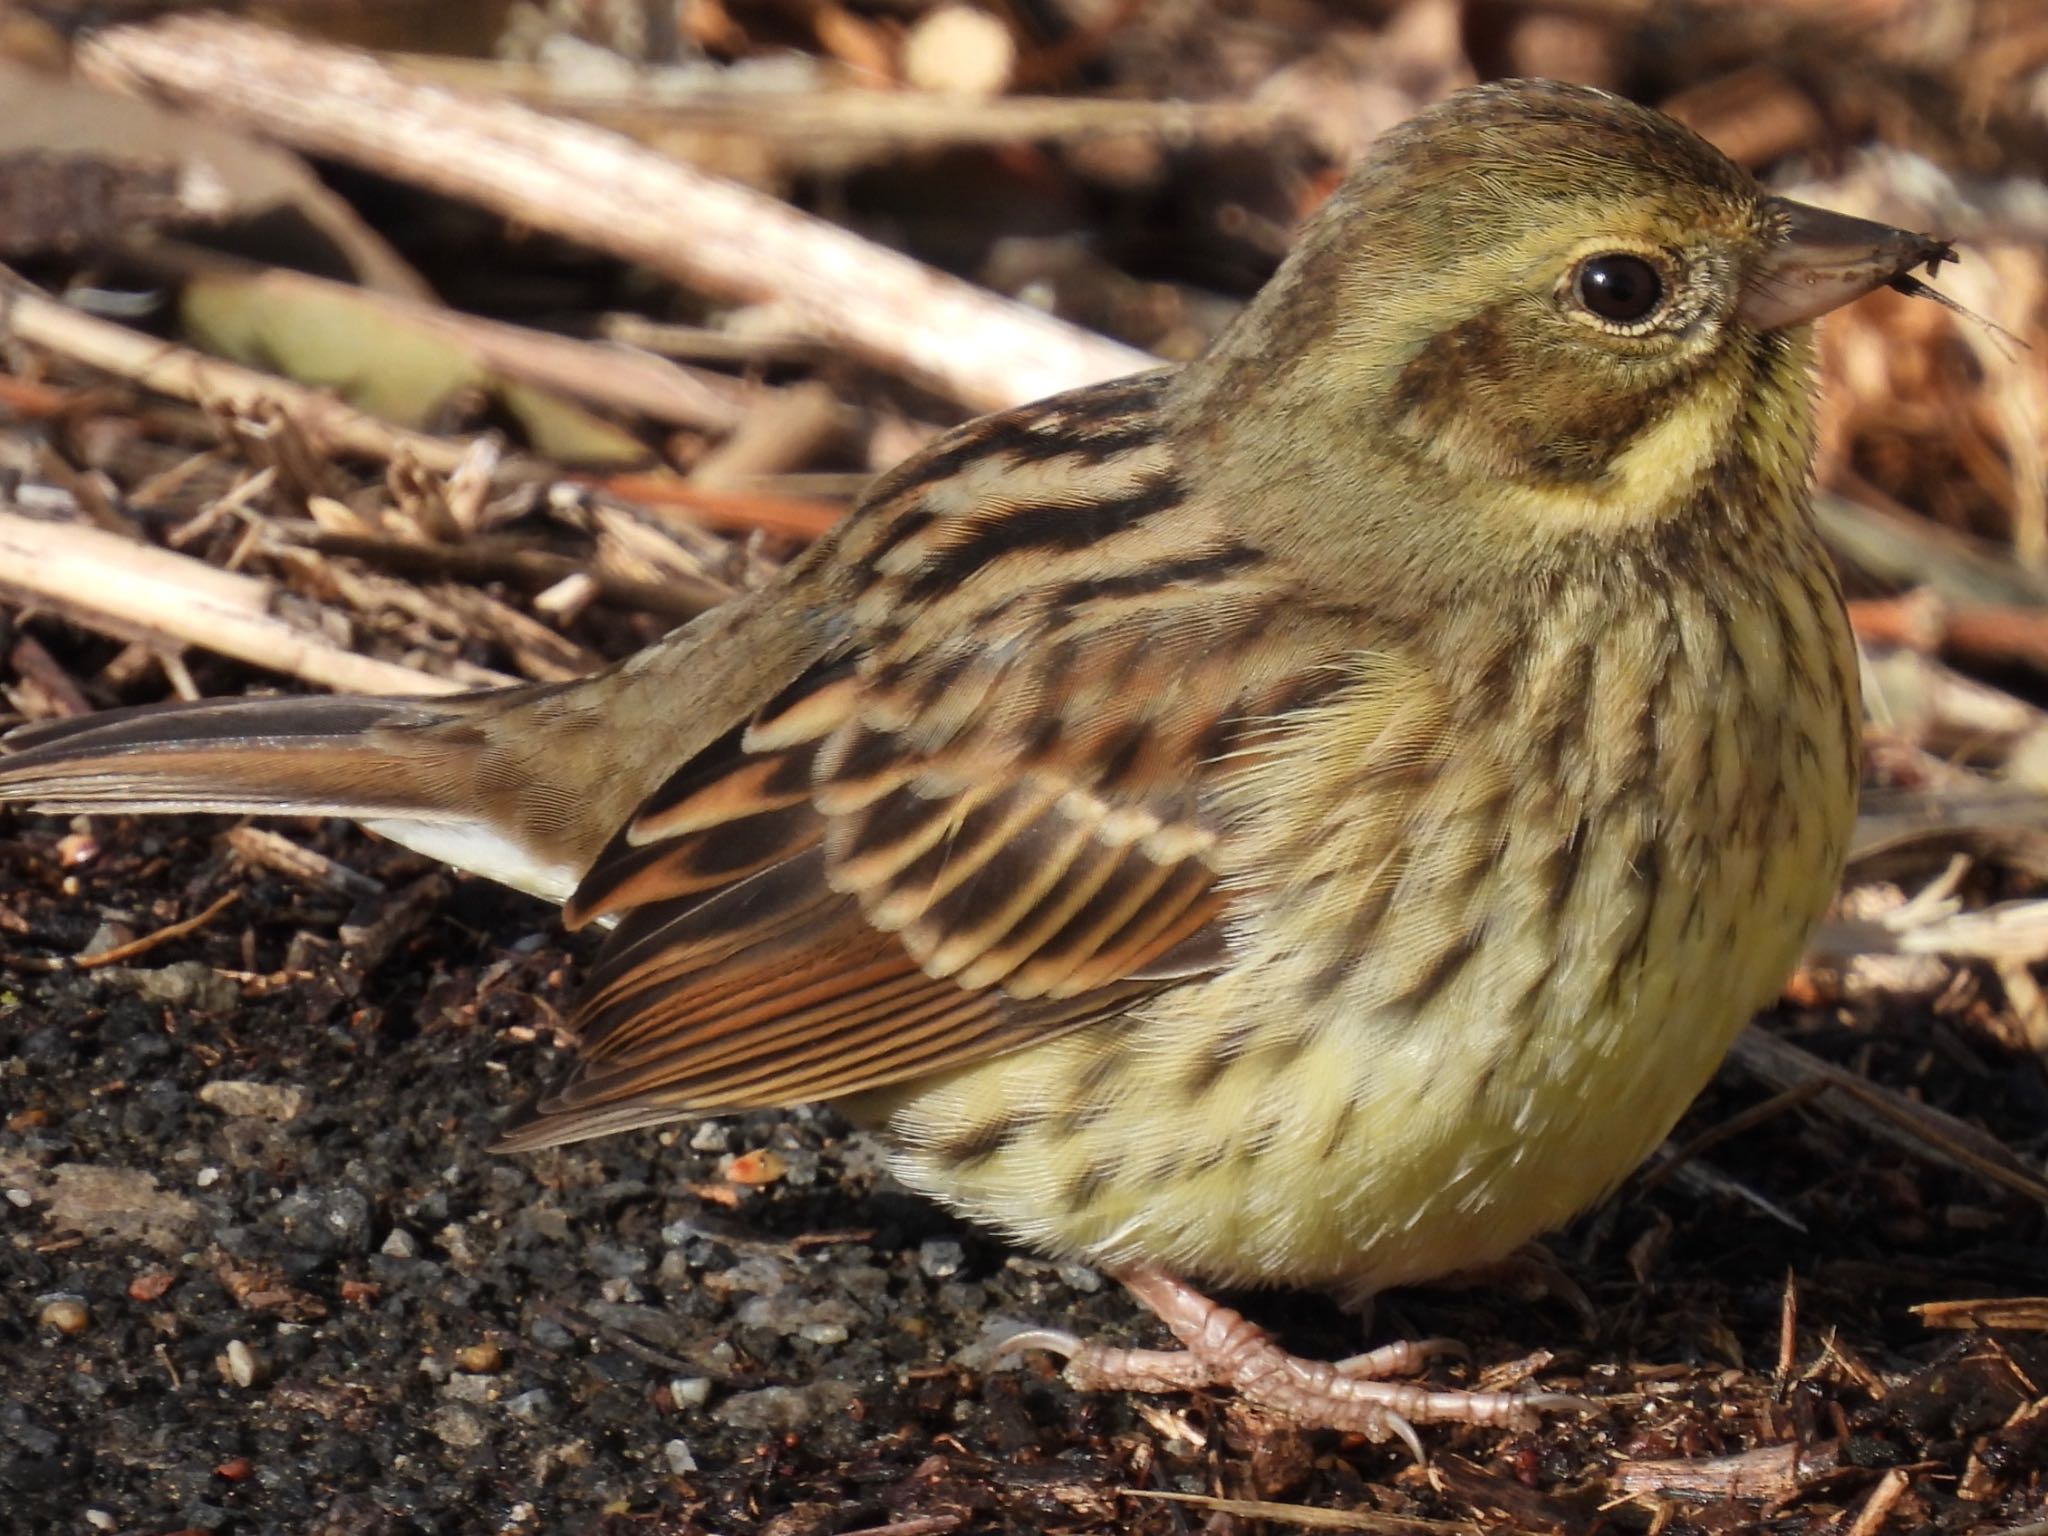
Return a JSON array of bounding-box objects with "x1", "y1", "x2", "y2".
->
[{"x1": 2, "y1": 799, "x2": 2045, "y2": 1535}]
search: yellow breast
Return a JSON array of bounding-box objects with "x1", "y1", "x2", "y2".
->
[{"x1": 875, "y1": 518, "x2": 1857, "y2": 1295}]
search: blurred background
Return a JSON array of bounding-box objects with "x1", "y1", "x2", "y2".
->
[
  {"x1": 1, "y1": 3, "x2": 2046, "y2": 1535},
  {"x1": 1, "y1": 0, "x2": 2045, "y2": 678}
]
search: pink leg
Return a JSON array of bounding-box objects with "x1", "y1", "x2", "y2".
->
[{"x1": 1003, "y1": 1265, "x2": 1590, "y2": 1459}]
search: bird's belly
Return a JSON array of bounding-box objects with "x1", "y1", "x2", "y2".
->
[{"x1": 869, "y1": 791, "x2": 1844, "y2": 1292}]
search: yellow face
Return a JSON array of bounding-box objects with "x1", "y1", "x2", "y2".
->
[
  {"x1": 1175, "y1": 80, "x2": 1860, "y2": 573},
  {"x1": 1376, "y1": 192, "x2": 1810, "y2": 540},
  {"x1": 1344, "y1": 109, "x2": 1787, "y2": 509}
]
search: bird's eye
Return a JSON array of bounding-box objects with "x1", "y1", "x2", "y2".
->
[{"x1": 1574, "y1": 254, "x2": 1663, "y2": 323}]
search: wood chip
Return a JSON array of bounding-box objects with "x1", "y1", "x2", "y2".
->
[
  {"x1": 1911, "y1": 1297, "x2": 2048, "y2": 1331},
  {"x1": 1612, "y1": 1439, "x2": 1844, "y2": 1501},
  {"x1": 221, "y1": 825, "x2": 384, "y2": 899}
]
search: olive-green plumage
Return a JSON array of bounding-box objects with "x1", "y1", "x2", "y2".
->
[
  {"x1": 866, "y1": 82, "x2": 1868, "y2": 1297},
  {"x1": 0, "y1": 80, "x2": 1950, "y2": 1441}
]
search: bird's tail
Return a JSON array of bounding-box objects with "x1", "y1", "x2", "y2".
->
[
  {"x1": 0, "y1": 689, "x2": 586, "y2": 901},
  {"x1": 0, "y1": 586, "x2": 830, "y2": 904},
  {"x1": 0, "y1": 692, "x2": 479, "y2": 817}
]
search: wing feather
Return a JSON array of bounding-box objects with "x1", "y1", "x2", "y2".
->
[{"x1": 499, "y1": 372, "x2": 1350, "y2": 1149}]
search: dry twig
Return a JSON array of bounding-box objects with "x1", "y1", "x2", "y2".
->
[
  {"x1": 72, "y1": 889, "x2": 240, "y2": 970},
  {"x1": 1730, "y1": 1027, "x2": 2048, "y2": 1207},
  {"x1": 80, "y1": 14, "x2": 1156, "y2": 415},
  {"x1": 0, "y1": 508, "x2": 478, "y2": 696}
]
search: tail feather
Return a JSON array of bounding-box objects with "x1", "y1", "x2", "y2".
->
[
  {"x1": 0, "y1": 592, "x2": 817, "y2": 907},
  {"x1": 0, "y1": 694, "x2": 472, "y2": 818},
  {"x1": 0, "y1": 691, "x2": 583, "y2": 902},
  {"x1": 4, "y1": 693, "x2": 448, "y2": 754}
]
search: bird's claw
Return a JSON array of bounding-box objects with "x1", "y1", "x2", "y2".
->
[
  {"x1": 997, "y1": 1269, "x2": 1596, "y2": 1462},
  {"x1": 990, "y1": 1324, "x2": 1087, "y2": 1361}
]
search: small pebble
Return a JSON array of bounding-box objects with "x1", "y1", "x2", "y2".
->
[
  {"x1": 38, "y1": 1295, "x2": 89, "y2": 1335},
  {"x1": 703, "y1": 1255, "x2": 787, "y2": 1298},
  {"x1": 775, "y1": 1149, "x2": 821, "y2": 1187},
  {"x1": 722, "y1": 1148, "x2": 787, "y2": 1185},
  {"x1": 734, "y1": 1292, "x2": 864, "y2": 1342},
  {"x1": 520, "y1": 1205, "x2": 571, "y2": 1243},
  {"x1": 712, "y1": 1380, "x2": 859, "y2": 1432},
  {"x1": 430, "y1": 1404, "x2": 487, "y2": 1449},
  {"x1": 79, "y1": 919, "x2": 132, "y2": 955},
  {"x1": 531, "y1": 1437, "x2": 593, "y2": 1479},
  {"x1": 455, "y1": 1340, "x2": 502, "y2": 1372},
  {"x1": 272, "y1": 1187, "x2": 373, "y2": 1255},
  {"x1": 436, "y1": 1223, "x2": 482, "y2": 1268},
  {"x1": 587, "y1": 1242, "x2": 649, "y2": 1280},
  {"x1": 380, "y1": 1227, "x2": 419, "y2": 1259},
  {"x1": 219, "y1": 1339, "x2": 261, "y2": 1389},
  {"x1": 669, "y1": 1376, "x2": 712, "y2": 1410},
  {"x1": 662, "y1": 1439, "x2": 698, "y2": 1475},
  {"x1": 504, "y1": 1389, "x2": 556, "y2": 1425},
  {"x1": 197, "y1": 1079, "x2": 307, "y2": 1122},
  {"x1": 528, "y1": 1317, "x2": 575, "y2": 1352},
  {"x1": 127, "y1": 1268, "x2": 176, "y2": 1303},
  {"x1": 919, "y1": 1238, "x2": 966, "y2": 1279},
  {"x1": 443, "y1": 1373, "x2": 496, "y2": 1405}
]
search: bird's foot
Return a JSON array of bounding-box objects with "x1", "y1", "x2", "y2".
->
[{"x1": 1002, "y1": 1265, "x2": 1589, "y2": 1461}]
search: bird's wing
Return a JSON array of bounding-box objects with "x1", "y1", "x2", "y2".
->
[{"x1": 502, "y1": 374, "x2": 1353, "y2": 1147}]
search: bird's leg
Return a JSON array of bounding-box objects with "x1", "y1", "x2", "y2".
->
[{"x1": 1004, "y1": 1265, "x2": 1587, "y2": 1458}]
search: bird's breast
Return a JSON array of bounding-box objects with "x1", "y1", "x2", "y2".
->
[{"x1": 879, "y1": 529, "x2": 1859, "y2": 1291}]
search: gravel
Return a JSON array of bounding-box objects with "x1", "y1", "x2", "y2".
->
[{"x1": 4, "y1": 809, "x2": 2045, "y2": 1533}]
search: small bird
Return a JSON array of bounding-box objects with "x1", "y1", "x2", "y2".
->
[{"x1": 0, "y1": 81, "x2": 1950, "y2": 1451}]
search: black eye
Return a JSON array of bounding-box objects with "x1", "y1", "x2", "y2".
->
[{"x1": 1575, "y1": 254, "x2": 1663, "y2": 323}]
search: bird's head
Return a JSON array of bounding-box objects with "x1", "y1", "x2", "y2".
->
[{"x1": 1183, "y1": 79, "x2": 1951, "y2": 555}]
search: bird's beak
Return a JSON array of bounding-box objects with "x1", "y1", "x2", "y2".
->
[{"x1": 1739, "y1": 197, "x2": 1954, "y2": 331}]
